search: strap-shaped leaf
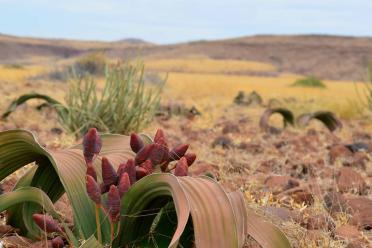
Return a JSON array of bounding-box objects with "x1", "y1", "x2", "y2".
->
[
  {"x1": 79, "y1": 236, "x2": 103, "y2": 248},
  {"x1": 0, "y1": 186, "x2": 60, "y2": 238},
  {"x1": 1, "y1": 93, "x2": 65, "y2": 120},
  {"x1": 0, "y1": 129, "x2": 133, "y2": 244},
  {"x1": 259, "y1": 108, "x2": 294, "y2": 132},
  {"x1": 245, "y1": 207, "x2": 292, "y2": 248},
  {"x1": 114, "y1": 174, "x2": 246, "y2": 248},
  {"x1": 296, "y1": 111, "x2": 342, "y2": 132},
  {"x1": 0, "y1": 187, "x2": 59, "y2": 217}
]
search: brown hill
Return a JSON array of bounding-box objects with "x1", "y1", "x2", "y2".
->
[{"x1": 1, "y1": 34, "x2": 372, "y2": 80}]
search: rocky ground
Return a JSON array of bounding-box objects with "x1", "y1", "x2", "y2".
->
[{"x1": 0, "y1": 104, "x2": 371, "y2": 247}]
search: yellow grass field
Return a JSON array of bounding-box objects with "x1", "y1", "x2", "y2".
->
[
  {"x1": 145, "y1": 58, "x2": 276, "y2": 74},
  {"x1": 0, "y1": 57, "x2": 368, "y2": 125},
  {"x1": 143, "y1": 58, "x2": 366, "y2": 121}
]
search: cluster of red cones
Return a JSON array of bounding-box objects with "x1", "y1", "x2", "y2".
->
[{"x1": 84, "y1": 128, "x2": 196, "y2": 223}]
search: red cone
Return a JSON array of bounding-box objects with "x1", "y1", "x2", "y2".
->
[
  {"x1": 130, "y1": 133, "x2": 144, "y2": 153},
  {"x1": 83, "y1": 128, "x2": 102, "y2": 164},
  {"x1": 174, "y1": 157, "x2": 188, "y2": 177},
  {"x1": 32, "y1": 214, "x2": 62, "y2": 233}
]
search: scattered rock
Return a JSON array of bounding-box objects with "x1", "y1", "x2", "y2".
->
[
  {"x1": 211, "y1": 136, "x2": 233, "y2": 149},
  {"x1": 222, "y1": 123, "x2": 240, "y2": 134},
  {"x1": 264, "y1": 175, "x2": 299, "y2": 194},
  {"x1": 261, "y1": 206, "x2": 301, "y2": 222},
  {"x1": 189, "y1": 162, "x2": 220, "y2": 179},
  {"x1": 0, "y1": 225, "x2": 19, "y2": 235},
  {"x1": 1, "y1": 236, "x2": 32, "y2": 248},
  {"x1": 345, "y1": 142, "x2": 371, "y2": 153},
  {"x1": 237, "y1": 142, "x2": 263, "y2": 153},
  {"x1": 334, "y1": 224, "x2": 362, "y2": 241},
  {"x1": 329, "y1": 144, "x2": 353, "y2": 164},
  {"x1": 30, "y1": 240, "x2": 53, "y2": 248},
  {"x1": 323, "y1": 191, "x2": 347, "y2": 215},
  {"x1": 305, "y1": 213, "x2": 335, "y2": 231},
  {"x1": 336, "y1": 167, "x2": 367, "y2": 195},
  {"x1": 51, "y1": 127, "x2": 63, "y2": 135},
  {"x1": 345, "y1": 241, "x2": 365, "y2": 248},
  {"x1": 345, "y1": 196, "x2": 372, "y2": 230},
  {"x1": 280, "y1": 186, "x2": 314, "y2": 205}
]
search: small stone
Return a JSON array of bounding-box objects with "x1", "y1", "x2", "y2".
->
[
  {"x1": 211, "y1": 136, "x2": 233, "y2": 149},
  {"x1": 264, "y1": 175, "x2": 299, "y2": 194},
  {"x1": 336, "y1": 167, "x2": 367, "y2": 195},
  {"x1": 324, "y1": 191, "x2": 347, "y2": 215},
  {"x1": 334, "y1": 224, "x2": 362, "y2": 241},
  {"x1": 305, "y1": 213, "x2": 335, "y2": 231},
  {"x1": 329, "y1": 144, "x2": 353, "y2": 164}
]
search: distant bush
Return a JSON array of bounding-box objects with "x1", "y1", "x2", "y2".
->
[
  {"x1": 73, "y1": 52, "x2": 106, "y2": 76},
  {"x1": 291, "y1": 76, "x2": 326, "y2": 88},
  {"x1": 3, "y1": 63, "x2": 24, "y2": 69}
]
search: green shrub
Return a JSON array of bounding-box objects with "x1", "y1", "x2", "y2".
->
[
  {"x1": 3, "y1": 63, "x2": 24, "y2": 69},
  {"x1": 2, "y1": 61, "x2": 164, "y2": 136},
  {"x1": 73, "y1": 52, "x2": 106, "y2": 76},
  {"x1": 291, "y1": 76, "x2": 326, "y2": 88}
]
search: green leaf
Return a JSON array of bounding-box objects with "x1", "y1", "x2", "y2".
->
[
  {"x1": 79, "y1": 236, "x2": 103, "y2": 248},
  {"x1": 259, "y1": 108, "x2": 295, "y2": 132},
  {"x1": 0, "y1": 187, "x2": 60, "y2": 238},
  {"x1": 0, "y1": 129, "x2": 133, "y2": 244},
  {"x1": 1, "y1": 93, "x2": 65, "y2": 120},
  {"x1": 114, "y1": 174, "x2": 245, "y2": 248},
  {"x1": 296, "y1": 111, "x2": 342, "y2": 132}
]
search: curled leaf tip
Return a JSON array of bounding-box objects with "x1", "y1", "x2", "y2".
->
[
  {"x1": 130, "y1": 133, "x2": 144, "y2": 153},
  {"x1": 32, "y1": 214, "x2": 62, "y2": 233}
]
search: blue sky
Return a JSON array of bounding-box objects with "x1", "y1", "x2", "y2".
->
[{"x1": 0, "y1": 0, "x2": 371, "y2": 44}]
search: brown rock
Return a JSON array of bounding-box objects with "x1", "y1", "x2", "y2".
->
[
  {"x1": 334, "y1": 224, "x2": 362, "y2": 241},
  {"x1": 211, "y1": 136, "x2": 233, "y2": 149},
  {"x1": 1, "y1": 236, "x2": 32, "y2": 248},
  {"x1": 286, "y1": 186, "x2": 314, "y2": 205},
  {"x1": 222, "y1": 123, "x2": 240, "y2": 134},
  {"x1": 345, "y1": 241, "x2": 364, "y2": 248},
  {"x1": 0, "y1": 225, "x2": 19, "y2": 234},
  {"x1": 189, "y1": 162, "x2": 220, "y2": 179},
  {"x1": 329, "y1": 144, "x2": 353, "y2": 164},
  {"x1": 336, "y1": 167, "x2": 367, "y2": 194},
  {"x1": 237, "y1": 142, "x2": 263, "y2": 153},
  {"x1": 261, "y1": 206, "x2": 302, "y2": 222},
  {"x1": 306, "y1": 230, "x2": 325, "y2": 243},
  {"x1": 264, "y1": 175, "x2": 299, "y2": 194},
  {"x1": 30, "y1": 240, "x2": 53, "y2": 247},
  {"x1": 323, "y1": 191, "x2": 347, "y2": 215},
  {"x1": 305, "y1": 213, "x2": 335, "y2": 231},
  {"x1": 345, "y1": 196, "x2": 372, "y2": 230}
]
